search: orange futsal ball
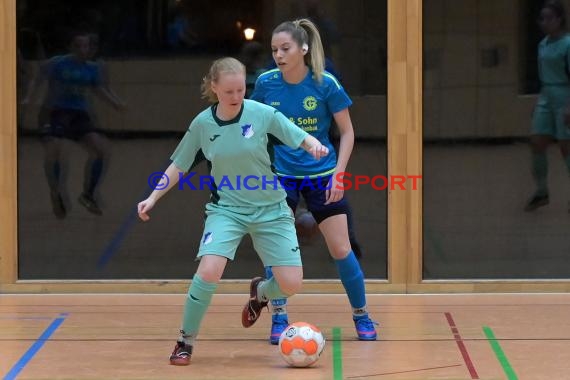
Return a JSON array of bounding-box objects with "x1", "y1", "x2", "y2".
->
[{"x1": 278, "y1": 322, "x2": 326, "y2": 367}]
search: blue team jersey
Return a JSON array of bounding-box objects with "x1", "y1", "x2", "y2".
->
[
  {"x1": 251, "y1": 68, "x2": 352, "y2": 178},
  {"x1": 41, "y1": 55, "x2": 101, "y2": 110}
]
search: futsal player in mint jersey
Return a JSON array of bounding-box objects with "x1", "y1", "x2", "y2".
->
[
  {"x1": 251, "y1": 18, "x2": 378, "y2": 344},
  {"x1": 137, "y1": 57, "x2": 329, "y2": 366},
  {"x1": 526, "y1": 0, "x2": 570, "y2": 212}
]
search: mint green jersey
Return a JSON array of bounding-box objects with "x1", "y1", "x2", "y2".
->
[
  {"x1": 538, "y1": 34, "x2": 570, "y2": 86},
  {"x1": 171, "y1": 99, "x2": 308, "y2": 207}
]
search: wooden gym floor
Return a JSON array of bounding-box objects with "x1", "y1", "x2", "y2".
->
[{"x1": 2, "y1": 293, "x2": 569, "y2": 379}]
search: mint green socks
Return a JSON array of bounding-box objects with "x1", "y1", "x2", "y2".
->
[
  {"x1": 257, "y1": 277, "x2": 288, "y2": 302},
  {"x1": 180, "y1": 274, "x2": 217, "y2": 345}
]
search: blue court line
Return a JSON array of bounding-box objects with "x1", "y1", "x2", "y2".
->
[
  {"x1": 97, "y1": 206, "x2": 140, "y2": 269},
  {"x1": 97, "y1": 160, "x2": 171, "y2": 269},
  {"x1": 3, "y1": 313, "x2": 67, "y2": 380}
]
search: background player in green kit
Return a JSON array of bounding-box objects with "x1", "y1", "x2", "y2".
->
[
  {"x1": 526, "y1": 0, "x2": 570, "y2": 212},
  {"x1": 137, "y1": 57, "x2": 328, "y2": 366},
  {"x1": 251, "y1": 19, "x2": 378, "y2": 344}
]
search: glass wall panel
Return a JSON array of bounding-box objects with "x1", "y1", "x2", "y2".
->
[
  {"x1": 423, "y1": 0, "x2": 570, "y2": 279},
  {"x1": 17, "y1": 0, "x2": 387, "y2": 279}
]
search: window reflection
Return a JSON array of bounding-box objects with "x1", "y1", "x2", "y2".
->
[
  {"x1": 423, "y1": 0, "x2": 570, "y2": 279},
  {"x1": 17, "y1": 0, "x2": 387, "y2": 280}
]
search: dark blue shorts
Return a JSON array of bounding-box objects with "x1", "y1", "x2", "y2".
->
[
  {"x1": 39, "y1": 108, "x2": 95, "y2": 141},
  {"x1": 279, "y1": 175, "x2": 350, "y2": 224}
]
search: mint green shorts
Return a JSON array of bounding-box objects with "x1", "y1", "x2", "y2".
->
[
  {"x1": 196, "y1": 201, "x2": 302, "y2": 267},
  {"x1": 532, "y1": 92, "x2": 570, "y2": 140}
]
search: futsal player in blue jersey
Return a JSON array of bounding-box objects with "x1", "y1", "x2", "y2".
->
[
  {"x1": 263, "y1": 54, "x2": 365, "y2": 261},
  {"x1": 137, "y1": 57, "x2": 329, "y2": 365},
  {"x1": 22, "y1": 32, "x2": 124, "y2": 218},
  {"x1": 251, "y1": 18, "x2": 378, "y2": 343},
  {"x1": 526, "y1": 0, "x2": 570, "y2": 212}
]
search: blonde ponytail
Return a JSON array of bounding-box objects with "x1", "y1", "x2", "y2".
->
[{"x1": 294, "y1": 19, "x2": 325, "y2": 83}]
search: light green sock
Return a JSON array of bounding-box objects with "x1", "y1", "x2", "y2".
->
[
  {"x1": 180, "y1": 273, "x2": 217, "y2": 345},
  {"x1": 257, "y1": 277, "x2": 288, "y2": 302},
  {"x1": 531, "y1": 152, "x2": 548, "y2": 196}
]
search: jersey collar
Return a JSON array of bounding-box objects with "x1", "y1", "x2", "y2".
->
[{"x1": 211, "y1": 102, "x2": 245, "y2": 126}]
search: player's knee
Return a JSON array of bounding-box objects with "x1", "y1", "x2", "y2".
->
[
  {"x1": 280, "y1": 282, "x2": 302, "y2": 297},
  {"x1": 196, "y1": 267, "x2": 223, "y2": 283},
  {"x1": 197, "y1": 272, "x2": 219, "y2": 284},
  {"x1": 329, "y1": 244, "x2": 352, "y2": 260},
  {"x1": 278, "y1": 273, "x2": 303, "y2": 296}
]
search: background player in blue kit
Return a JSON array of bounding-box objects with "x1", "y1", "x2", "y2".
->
[
  {"x1": 250, "y1": 18, "x2": 378, "y2": 344},
  {"x1": 22, "y1": 31, "x2": 125, "y2": 218},
  {"x1": 137, "y1": 57, "x2": 329, "y2": 366},
  {"x1": 526, "y1": 0, "x2": 570, "y2": 212}
]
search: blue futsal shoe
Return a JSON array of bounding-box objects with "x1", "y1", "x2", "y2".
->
[
  {"x1": 269, "y1": 314, "x2": 289, "y2": 345},
  {"x1": 353, "y1": 315, "x2": 379, "y2": 341}
]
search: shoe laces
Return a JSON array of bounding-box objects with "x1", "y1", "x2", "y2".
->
[
  {"x1": 354, "y1": 317, "x2": 379, "y2": 331},
  {"x1": 173, "y1": 340, "x2": 192, "y2": 356}
]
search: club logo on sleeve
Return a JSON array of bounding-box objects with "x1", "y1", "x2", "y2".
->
[
  {"x1": 202, "y1": 232, "x2": 213, "y2": 245},
  {"x1": 302, "y1": 96, "x2": 317, "y2": 111},
  {"x1": 241, "y1": 124, "x2": 254, "y2": 139}
]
